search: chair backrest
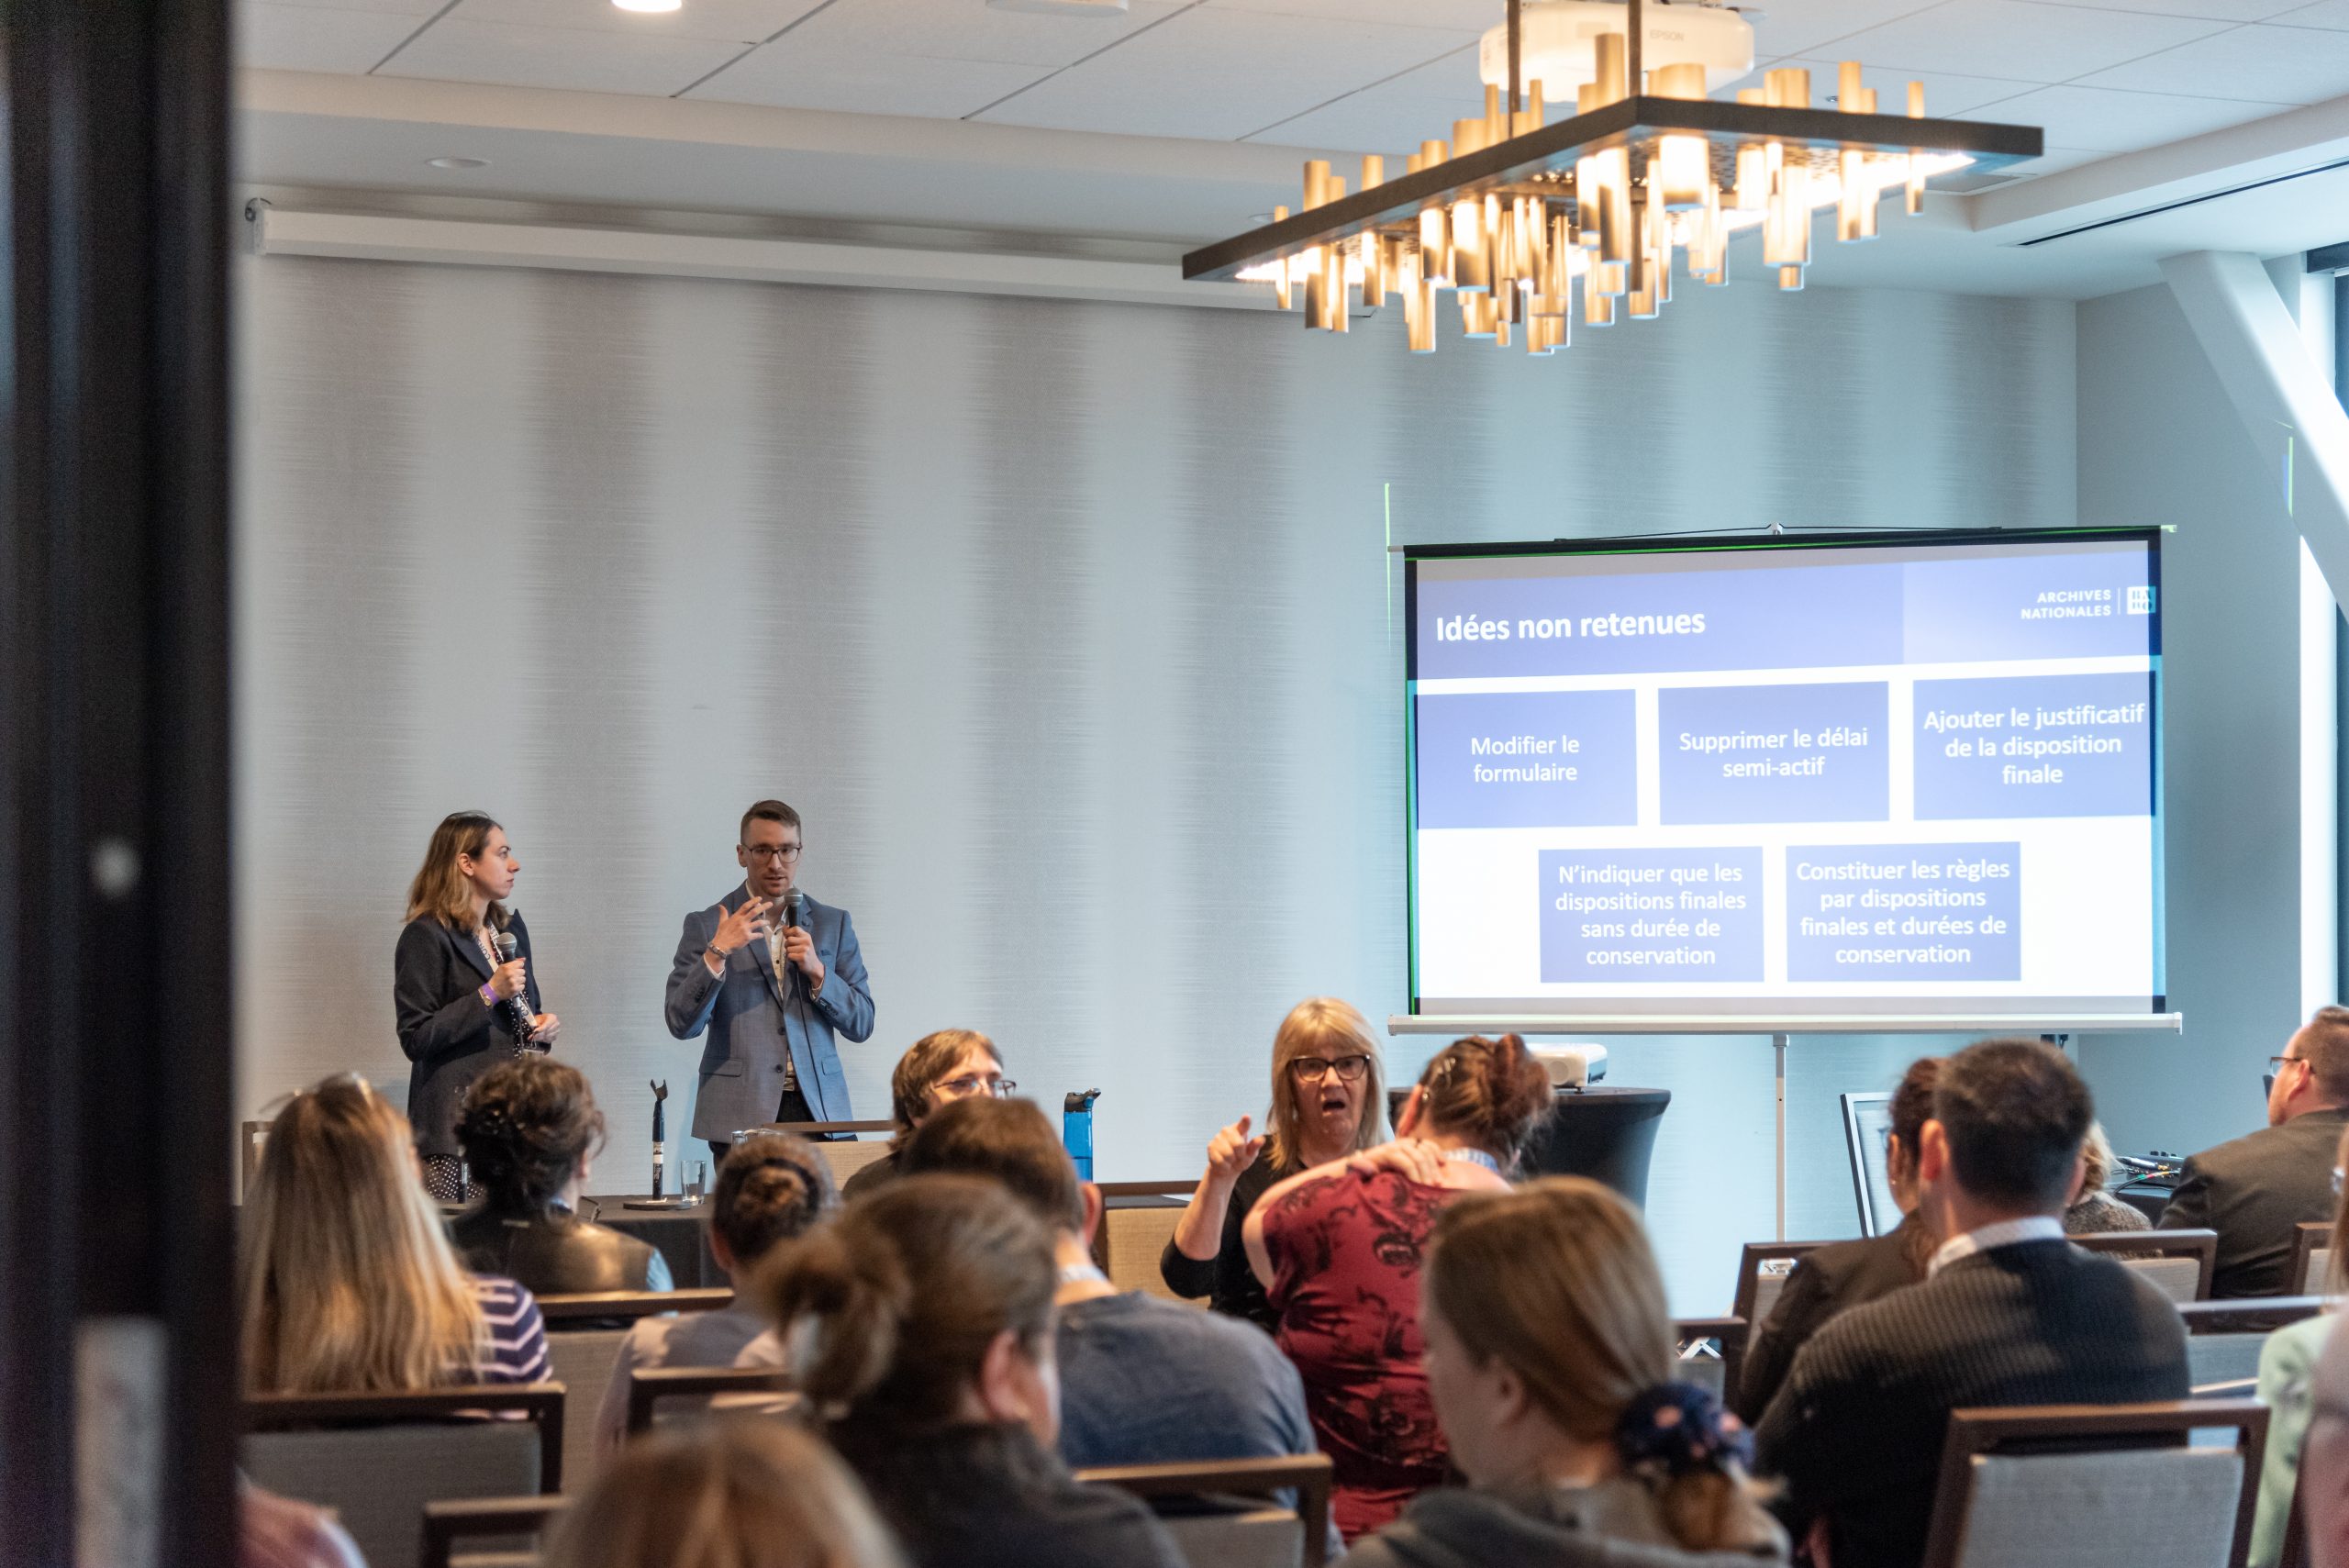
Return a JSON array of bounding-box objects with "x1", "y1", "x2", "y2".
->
[
  {"x1": 243, "y1": 1385, "x2": 563, "y2": 1568},
  {"x1": 2294, "y1": 1222, "x2": 2333, "y2": 1296},
  {"x1": 541, "y1": 1329, "x2": 630, "y2": 1490},
  {"x1": 1095, "y1": 1183, "x2": 1198, "y2": 1303},
  {"x1": 1731, "y1": 1241, "x2": 1825, "y2": 1329},
  {"x1": 763, "y1": 1119, "x2": 897, "y2": 1188},
  {"x1": 624, "y1": 1365, "x2": 798, "y2": 1437},
  {"x1": 421, "y1": 1496, "x2": 571, "y2": 1568},
  {"x1": 533, "y1": 1288, "x2": 733, "y2": 1326},
  {"x1": 1077, "y1": 1453, "x2": 1335, "y2": 1568},
  {"x1": 1919, "y1": 1399, "x2": 2266, "y2": 1568},
  {"x1": 2075, "y1": 1229, "x2": 2219, "y2": 1303},
  {"x1": 1673, "y1": 1316, "x2": 1749, "y2": 1403}
]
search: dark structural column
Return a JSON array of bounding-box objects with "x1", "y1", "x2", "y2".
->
[{"x1": 0, "y1": 1, "x2": 234, "y2": 1565}]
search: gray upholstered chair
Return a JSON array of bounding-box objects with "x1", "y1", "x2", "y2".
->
[
  {"x1": 421, "y1": 1496, "x2": 570, "y2": 1568},
  {"x1": 1674, "y1": 1316, "x2": 1748, "y2": 1401},
  {"x1": 1079, "y1": 1453, "x2": 1336, "y2": 1568},
  {"x1": 2075, "y1": 1229, "x2": 2219, "y2": 1304},
  {"x1": 2180, "y1": 1296, "x2": 2327, "y2": 1396},
  {"x1": 1918, "y1": 1399, "x2": 2266, "y2": 1568},
  {"x1": 242, "y1": 1385, "x2": 563, "y2": 1568},
  {"x1": 623, "y1": 1365, "x2": 798, "y2": 1437},
  {"x1": 2292, "y1": 1223, "x2": 2332, "y2": 1297},
  {"x1": 536, "y1": 1287, "x2": 731, "y2": 1489}
]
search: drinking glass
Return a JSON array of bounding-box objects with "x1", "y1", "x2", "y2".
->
[{"x1": 685, "y1": 1160, "x2": 707, "y2": 1203}]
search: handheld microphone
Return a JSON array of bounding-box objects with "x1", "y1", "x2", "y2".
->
[
  {"x1": 492, "y1": 929, "x2": 534, "y2": 1047},
  {"x1": 783, "y1": 891, "x2": 805, "y2": 995}
]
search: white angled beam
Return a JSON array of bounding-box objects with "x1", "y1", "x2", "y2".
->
[
  {"x1": 246, "y1": 204, "x2": 1283, "y2": 313},
  {"x1": 2162, "y1": 250, "x2": 2349, "y2": 609}
]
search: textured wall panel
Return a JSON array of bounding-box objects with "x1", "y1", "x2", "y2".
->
[{"x1": 235, "y1": 254, "x2": 2075, "y2": 1307}]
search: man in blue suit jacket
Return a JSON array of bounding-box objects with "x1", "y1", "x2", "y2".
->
[{"x1": 665, "y1": 799, "x2": 874, "y2": 1157}]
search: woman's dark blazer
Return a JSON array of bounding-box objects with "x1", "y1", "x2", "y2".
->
[{"x1": 394, "y1": 913, "x2": 543, "y2": 1158}]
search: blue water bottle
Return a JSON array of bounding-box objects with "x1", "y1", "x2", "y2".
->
[{"x1": 1063, "y1": 1090, "x2": 1100, "y2": 1182}]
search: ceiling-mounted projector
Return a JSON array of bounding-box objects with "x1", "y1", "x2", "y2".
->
[{"x1": 1478, "y1": 0, "x2": 1754, "y2": 98}]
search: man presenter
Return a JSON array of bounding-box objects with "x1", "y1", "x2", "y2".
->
[{"x1": 666, "y1": 800, "x2": 875, "y2": 1162}]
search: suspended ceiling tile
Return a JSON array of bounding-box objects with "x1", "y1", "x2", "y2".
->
[
  {"x1": 1252, "y1": 82, "x2": 1480, "y2": 154},
  {"x1": 975, "y1": 6, "x2": 1480, "y2": 139},
  {"x1": 2022, "y1": 0, "x2": 2318, "y2": 17},
  {"x1": 771, "y1": 0, "x2": 1186, "y2": 69},
  {"x1": 1202, "y1": 0, "x2": 1510, "y2": 30},
  {"x1": 1772, "y1": 59, "x2": 2048, "y2": 116},
  {"x1": 1964, "y1": 81, "x2": 2296, "y2": 147},
  {"x1": 2079, "y1": 17, "x2": 2349, "y2": 96},
  {"x1": 1737, "y1": 0, "x2": 1949, "y2": 59},
  {"x1": 689, "y1": 42, "x2": 1052, "y2": 113},
  {"x1": 379, "y1": 16, "x2": 750, "y2": 93},
  {"x1": 1825, "y1": 0, "x2": 2233, "y2": 81},
  {"x1": 2267, "y1": 0, "x2": 2349, "y2": 27},
  {"x1": 447, "y1": 0, "x2": 833, "y2": 45},
  {"x1": 239, "y1": 3, "x2": 426, "y2": 72}
]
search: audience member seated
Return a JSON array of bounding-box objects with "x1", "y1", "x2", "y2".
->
[
  {"x1": 1162, "y1": 996, "x2": 1391, "y2": 1332},
  {"x1": 1242, "y1": 1032, "x2": 1552, "y2": 1542},
  {"x1": 1754, "y1": 1039, "x2": 2189, "y2": 1568},
  {"x1": 2064, "y1": 1121, "x2": 2151, "y2": 1234},
  {"x1": 762, "y1": 1173, "x2": 1185, "y2": 1568},
  {"x1": 840, "y1": 1029, "x2": 1009, "y2": 1201},
  {"x1": 541, "y1": 1420, "x2": 903, "y2": 1568},
  {"x1": 241, "y1": 1073, "x2": 549, "y2": 1391},
  {"x1": 897, "y1": 1095, "x2": 1318, "y2": 1473},
  {"x1": 1340, "y1": 1177, "x2": 1785, "y2": 1567},
  {"x1": 2297, "y1": 1317, "x2": 2349, "y2": 1568},
  {"x1": 1732, "y1": 1057, "x2": 1942, "y2": 1425},
  {"x1": 2251, "y1": 1118, "x2": 2349, "y2": 1568},
  {"x1": 450, "y1": 1057, "x2": 673, "y2": 1296},
  {"x1": 239, "y1": 1479, "x2": 367, "y2": 1568},
  {"x1": 2162, "y1": 1005, "x2": 2349, "y2": 1296},
  {"x1": 591, "y1": 1132, "x2": 833, "y2": 1455}
]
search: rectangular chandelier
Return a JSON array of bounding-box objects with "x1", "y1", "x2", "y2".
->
[{"x1": 1181, "y1": 18, "x2": 2043, "y2": 354}]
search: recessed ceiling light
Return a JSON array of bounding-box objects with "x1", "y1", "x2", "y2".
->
[
  {"x1": 614, "y1": 0, "x2": 683, "y2": 12},
  {"x1": 427, "y1": 156, "x2": 489, "y2": 170}
]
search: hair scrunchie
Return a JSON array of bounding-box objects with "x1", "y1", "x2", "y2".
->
[{"x1": 1614, "y1": 1382, "x2": 1753, "y2": 1479}]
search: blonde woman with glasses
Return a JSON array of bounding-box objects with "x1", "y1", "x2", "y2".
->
[
  {"x1": 241, "y1": 1073, "x2": 549, "y2": 1393},
  {"x1": 1161, "y1": 997, "x2": 1390, "y2": 1331}
]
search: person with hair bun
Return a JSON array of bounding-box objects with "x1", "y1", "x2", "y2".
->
[
  {"x1": 1242, "y1": 1033, "x2": 1553, "y2": 1542},
  {"x1": 451, "y1": 1057, "x2": 672, "y2": 1298},
  {"x1": 591, "y1": 1133, "x2": 836, "y2": 1456},
  {"x1": 761, "y1": 1174, "x2": 1184, "y2": 1568},
  {"x1": 1733, "y1": 1056, "x2": 1943, "y2": 1424},
  {"x1": 1338, "y1": 1178, "x2": 1785, "y2": 1567},
  {"x1": 541, "y1": 1420, "x2": 903, "y2": 1568}
]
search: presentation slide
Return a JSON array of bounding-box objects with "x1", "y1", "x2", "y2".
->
[{"x1": 1407, "y1": 532, "x2": 2163, "y2": 1020}]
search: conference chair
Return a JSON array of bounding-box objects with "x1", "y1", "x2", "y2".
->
[
  {"x1": 1674, "y1": 1316, "x2": 1749, "y2": 1402},
  {"x1": 622, "y1": 1365, "x2": 798, "y2": 1438},
  {"x1": 2075, "y1": 1229, "x2": 2220, "y2": 1304},
  {"x1": 1078, "y1": 1453, "x2": 1336, "y2": 1568},
  {"x1": 1095, "y1": 1181, "x2": 1201, "y2": 1301},
  {"x1": 536, "y1": 1287, "x2": 731, "y2": 1488},
  {"x1": 2178, "y1": 1296, "x2": 2327, "y2": 1396},
  {"x1": 2293, "y1": 1222, "x2": 2333, "y2": 1298},
  {"x1": 763, "y1": 1118, "x2": 897, "y2": 1188},
  {"x1": 421, "y1": 1496, "x2": 571, "y2": 1568},
  {"x1": 1917, "y1": 1399, "x2": 2266, "y2": 1568},
  {"x1": 243, "y1": 1384, "x2": 563, "y2": 1568},
  {"x1": 1731, "y1": 1241, "x2": 1827, "y2": 1336}
]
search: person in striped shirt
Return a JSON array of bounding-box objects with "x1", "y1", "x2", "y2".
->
[{"x1": 241, "y1": 1073, "x2": 550, "y2": 1391}]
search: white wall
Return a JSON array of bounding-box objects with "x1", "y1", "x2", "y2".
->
[
  {"x1": 233, "y1": 253, "x2": 2076, "y2": 1310},
  {"x1": 2075, "y1": 280, "x2": 2310, "y2": 1157}
]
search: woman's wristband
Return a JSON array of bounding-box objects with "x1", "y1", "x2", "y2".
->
[{"x1": 479, "y1": 984, "x2": 496, "y2": 1007}]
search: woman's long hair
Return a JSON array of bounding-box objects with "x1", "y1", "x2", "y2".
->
[
  {"x1": 759, "y1": 1174, "x2": 1055, "y2": 1434},
  {"x1": 1263, "y1": 997, "x2": 1389, "y2": 1172},
  {"x1": 1886, "y1": 1056, "x2": 1943, "y2": 1277},
  {"x1": 456, "y1": 1057, "x2": 606, "y2": 1214},
  {"x1": 1428, "y1": 1179, "x2": 1780, "y2": 1554},
  {"x1": 240, "y1": 1075, "x2": 487, "y2": 1392},
  {"x1": 405, "y1": 810, "x2": 507, "y2": 934}
]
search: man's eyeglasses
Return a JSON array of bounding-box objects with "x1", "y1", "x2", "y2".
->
[
  {"x1": 745, "y1": 843, "x2": 804, "y2": 863},
  {"x1": 1290, "y1": 1054, "x2": 1371, "y2": 1084},
  {"x1": 2271, "y1": 1054, "x2": 2308, "y2": 1075},
  {"x1": 933, "y1": 1073, "x2": 1016, "y2": 1102}
]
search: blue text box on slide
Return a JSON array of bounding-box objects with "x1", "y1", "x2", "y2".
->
[
  {"x1": 1913, "y1": 671, "x2": 2154, "y2": 820},
  {"x1": 1658, "y1": 683, "x2": 1890, "y2": 825},
  {"x1": 1787, "y1": 843, "x2": 2021, "y2": 982},
  {"x1": 1902, "y1": 547, "x2": 2156, "y2": 665},
  {"x1": 1415, "y1": 561, "x2": 1904, "y2": 680},
  {"x1": 1416, "y1": 690, "x2": 1638, "y2": 829},
  {"x1": 1540, "y1": 847, "x2": 1765, "y2": 982}
]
